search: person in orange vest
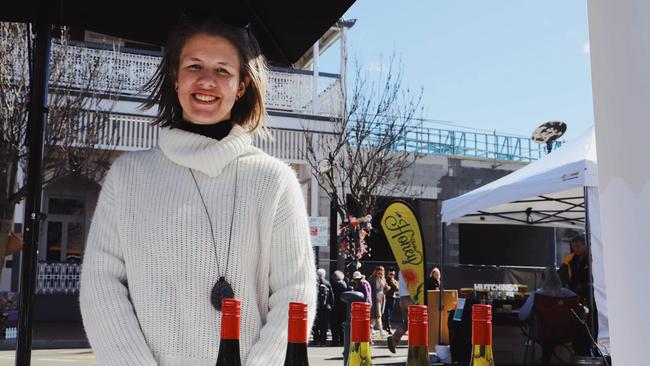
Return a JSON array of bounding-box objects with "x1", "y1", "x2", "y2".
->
[
  {"x1": 558, "y1": 234, "x2": 599, "y2": 345},
  {"x1": 558, "y1": 235, "x2": 589, "y2": 301}
]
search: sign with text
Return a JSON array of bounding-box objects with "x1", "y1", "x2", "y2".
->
[
  {"x1": 308, "y1": 217, "x2": 329, "y2": 247},
  {"x1": 381, "y1": 201, "x2": 426, "y2": 304}
]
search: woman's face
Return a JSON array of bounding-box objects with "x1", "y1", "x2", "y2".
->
[
  {"x1": 176, "y1": 33, "x2": 248, "y2": 125},
  {"x1": 377, "y1": 269, "x2": 384, "y2": 278}
]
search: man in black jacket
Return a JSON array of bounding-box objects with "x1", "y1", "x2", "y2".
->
[
  {"x1": 330, "y1": 270, "x2": 350, "y2": 346},
  {"x1": 313, "y1": 268, "x2": 334, "y2": 346},
  {"x1": 558, "y1": 234, "x2": 598, "y2": 354}
]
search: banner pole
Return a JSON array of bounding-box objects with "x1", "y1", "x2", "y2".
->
[{"x1": 439, "y1": 222, "x2": 445, "y2": 344}]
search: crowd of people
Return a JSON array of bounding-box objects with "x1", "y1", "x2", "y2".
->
[
  {"x1": 312, "y1": 265, "x2": 442, "y2": 348},
  {"x1": 312, "y1": 235, "x2": 595, "y2": 364}
]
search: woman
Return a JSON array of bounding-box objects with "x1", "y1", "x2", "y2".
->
[
  {"x1": 427, "y1": 267, "x2": 442, "y2": 291},
  {"x1": 351, "y1": 271, "x2": 372, "y2": 306},
  {"x1": 519, "y1": 267, "x2": 580, "y2": 366},
  {"x1": 368, "y1": 266, "x2": 387, "y2": 337},
  {"x1": 79, "y1": 16, "x2": 316, "y2": 365},
  {"x1": 382, "y1": 267, "x2": 399, "y2": 334}
]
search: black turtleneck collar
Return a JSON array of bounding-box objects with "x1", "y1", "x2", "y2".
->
[{"x1": 175, "y1": 118, "x2": 234, "y2": 141}]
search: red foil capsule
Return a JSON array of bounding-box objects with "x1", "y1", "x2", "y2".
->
[
  {"x1": 350, "y1": 302, "x2": 371, "y2": 342},
  {"x1": 472, "y1": 304, "x2": 492, "y2": 346},
  {"x1": 287, "y1": 302, "x2": 309, "y2": 343},
  {"x1": 408, "y1": 305, "x2": 429, "y2": 346},
  {"x1": 220, "y1": 298, "x2": 241, "y2": 340}
]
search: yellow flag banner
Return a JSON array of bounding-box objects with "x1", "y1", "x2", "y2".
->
[{"x1": 381, "y1": 201, "x2": 426, "y2": 304}]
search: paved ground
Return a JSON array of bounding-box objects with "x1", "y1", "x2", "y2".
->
[
  {"x1": 0, "y1": 322, "x2": 418, "y2": 365},
  {"x1": 0, "y1": 342, "x2": 412, "y2": 366}
]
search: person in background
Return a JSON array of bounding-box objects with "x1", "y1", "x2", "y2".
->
[
  {"x1": 558, "y1": 234, "x2": 598, "y2": 339},
  {"x1": 313, "y1": 268, "x2": 334, "y2": 346},
  {"x1": 382, "y1": 267, "x2": 399, "y2": 335},
  {"x1": 520, "y1": 267, "x2": 588, "y2": 365},
  {"x1": 368, "y1": 266, "x2": 387, "y2": 338},
  {"x1": 351, "y1": 271, "x2": 372, "y2": 307},
  {"x1": 330, "y1": 270, "x2": 349, "y2": 346},
  {"x1": 558, "y1": 235, "x2": 589, "y2": 300},
  {"x1": 387, "y1": 271, "x2": 412, "y2": 353},
  {"x1": 519, "y1": 267, "x2": 577, "y2": 320},
  {"x1": 427, "y1": 267, "x2": 441, "y2": 291}
]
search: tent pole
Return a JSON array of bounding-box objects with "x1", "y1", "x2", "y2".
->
[
  {"x1": 583, "y1": 187, "x2": 597, "y2": 339},
  {"x1": 438, "y1": 222, "x2": 445, "y2": 344},
  {"x1": 553, "y1": 227, "x2": 558, "y2": 267},
  {"x1": 17, "y1": 20, "x2": 51, "y2": 366}
]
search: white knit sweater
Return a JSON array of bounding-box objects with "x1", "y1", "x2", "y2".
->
[{"x1": 79, "y1": 124, "x2": 317, "y2": 365}]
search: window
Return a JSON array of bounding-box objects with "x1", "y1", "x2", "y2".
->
[
  {"x1": 48, "y1": 197, "x2": 84, "y2": 215},
  {"x1": 43, "y1": 195, "x2": 86, "y2": 262}
]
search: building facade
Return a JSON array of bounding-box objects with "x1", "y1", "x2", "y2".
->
[{"x1": 2, "y1": 22, "x2": 555, "y2": 323}]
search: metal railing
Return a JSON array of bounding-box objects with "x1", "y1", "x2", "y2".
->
[
  {"x1": 404, "y1": 127, "x2": 559, "y2": 162},
  {"x1": 47, "y1": 42, "x2": 343, "y2": 117},
  {"x1": 351, "y1": 123, "x2": 559, "y2": 162},
  {"x1": 36, "y1": 262, "x2": 81, "y2": 295},
  {"x1": 72, "y1": 111, "x2": 557, "y2": 162},
  {"x1": 75, "y1": 111, "x2": 310, "y2": 163}
]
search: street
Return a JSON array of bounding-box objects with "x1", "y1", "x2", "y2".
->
[{"x1": 0, "y1": 344, "x2": 410, "y2": 366}]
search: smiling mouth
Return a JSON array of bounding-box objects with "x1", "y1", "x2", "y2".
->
[{"x1": 192, "y1": 93, "x2": 219, "y2": 103}]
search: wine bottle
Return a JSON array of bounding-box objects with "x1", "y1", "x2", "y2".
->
[
  {"x1": 216, "y1": 298, "x2": 242, "y2": 366},
  {"x1": 347, "y1": 301, "x2": 372, "y2": 366},
  {"x1": 284, "y1": 302, "x2": 310, "y2": 366},
  {"x1": 406, "y1": 305, "x2": 431, "y2": 366},
  {"x1": 469, "y1": 304, "x2": 495, "y2": 366}
]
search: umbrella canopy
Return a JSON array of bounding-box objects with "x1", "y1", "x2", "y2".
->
[{"x1": 4, "y1": 0, "x2": 355, "y2": 66}]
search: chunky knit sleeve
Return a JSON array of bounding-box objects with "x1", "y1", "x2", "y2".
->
[
  {"x1": 79, "y1": 162, "x2": 157, "y2": 365},
  {"x1": 245, "y1": 166, "x2": 317, "y2": 366}
]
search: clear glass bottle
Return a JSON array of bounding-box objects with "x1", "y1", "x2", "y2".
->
[
  {"x1": 347, "y1": 302, "x2": 372, "y2": 366},
  {"x1": 469, "y1": 304, "x2": 495, "y2": 366}
]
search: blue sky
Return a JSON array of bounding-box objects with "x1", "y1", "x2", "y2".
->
[{"x1": 319, "y1": 0, "x2": 593, "y2": 141}]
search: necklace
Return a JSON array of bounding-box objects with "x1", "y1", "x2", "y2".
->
[{"x1": 189, "y1": 160, "x2": 239, "y2": 311}]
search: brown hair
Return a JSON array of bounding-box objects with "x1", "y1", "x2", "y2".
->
[
  {"x1": 570, "y1": 234, "x2": 586, "y2": 246},
  {"x1": 371, "y1": 266, "x2": 385, "y2": 278},
  {"x1": 140, "y1": 16, "x2": 268, "y2": 132}
]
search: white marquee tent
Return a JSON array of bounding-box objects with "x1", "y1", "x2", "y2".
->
[{"x1": 441, "y1": 127, "x2": 609, "y2": 343}]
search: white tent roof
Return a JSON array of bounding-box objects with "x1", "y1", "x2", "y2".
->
[
  {"x1": 441, "y1": 127, "x2": 598, "y2": 227},
  {"x1": 439, "y1": 127, "x2": 609, "y2": 344}
]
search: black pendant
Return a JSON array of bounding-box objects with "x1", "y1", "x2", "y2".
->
[{"x1": 211, "y1": 276, "x2": 234, "y2": 311}]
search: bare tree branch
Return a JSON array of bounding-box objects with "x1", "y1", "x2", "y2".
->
[
  {"x1": 302, "y1": 54, "x2": 425, "y2": 266},
  {"x1": 0, "y1": 22, "x2": 121, "y2": 220}
]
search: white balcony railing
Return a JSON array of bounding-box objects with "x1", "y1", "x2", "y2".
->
[
  {"x1": 48, "y1": 42, "x2": 343, "y2": 118},
  {"x1": 80, "y1": 111, "x2": 310, "y2": 163},
  {"x1": 36, "y1": 262, "x2": 81, "y2": 295}
]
